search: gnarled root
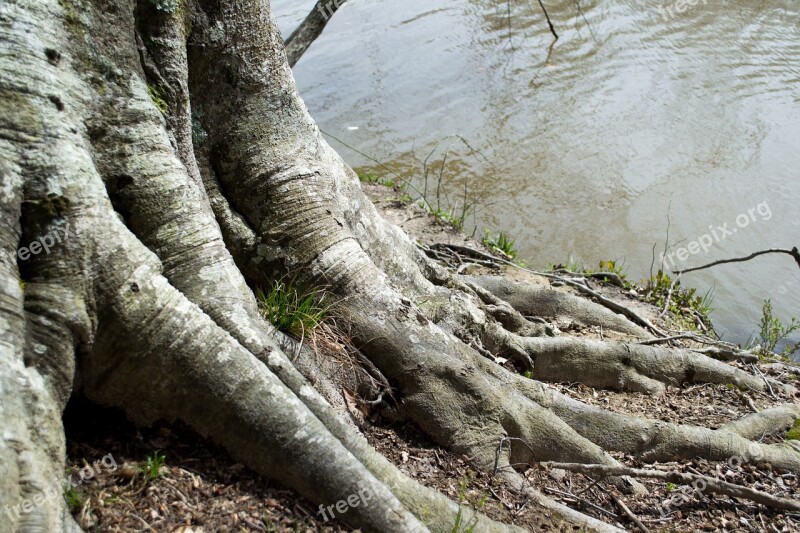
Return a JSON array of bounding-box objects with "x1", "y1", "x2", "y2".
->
[
  {"x1": 521, "y1": 337, "x2": 769, "y2": 394},
  {"x1": 463, "y1": 274, "x2": 651, "y2": 338}
]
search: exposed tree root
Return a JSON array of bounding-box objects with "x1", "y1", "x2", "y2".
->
[
  {"x1": 520, "y1": 337, "x2": 771, "y2": 394},
  {"x1": 463, "y1": 274, "x2": 650, "y2": 338},
  {"x1": 2, "y1": 0, "x2": 798, "y2": 531},
  {"x1": 721, "y1": 404, "x2": 800, "y2": 440}
]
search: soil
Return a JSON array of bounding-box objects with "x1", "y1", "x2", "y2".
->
[{"x1": 63, "y1": 182, "x2": 800, "y2": 532}]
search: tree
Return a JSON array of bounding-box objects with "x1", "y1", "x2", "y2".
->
[{"x1": 1, "y1": 0, "x2": 797, "y2": 531}]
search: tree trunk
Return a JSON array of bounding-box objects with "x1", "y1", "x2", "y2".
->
[{"x1": 1, "y1": 0, "x2": 797, "y2": 531}]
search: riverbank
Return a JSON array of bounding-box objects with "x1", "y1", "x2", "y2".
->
[{"x1": 63, "y1": 181, "x2": 800, "y2": 532}]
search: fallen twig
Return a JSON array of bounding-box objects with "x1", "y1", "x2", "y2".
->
[
  {"x1": 536, "y1": 0, "x2": 559, "y2": 40},
  {"x1": 610, "y1": 491, "x2": 650, "y2": 533},
  {"x1": 751, "y1": 363, "x2": 778, "y2": 400},
  {"x1": 638, "y1": 334, "x2": 695, "y2": 346},
  {"x1": 658, "y1": 275, "x2": 680, "y2": 319},
  {"x1": 542, "y1": 486, "x2": 618, "y2": 519},
  {"x1": 540, "y1": 462, "x2": 800, "y2": 513}
]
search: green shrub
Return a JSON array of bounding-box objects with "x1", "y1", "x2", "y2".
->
[{"x1": 754, "y1": 299, "x2": 799, "y2": 357}]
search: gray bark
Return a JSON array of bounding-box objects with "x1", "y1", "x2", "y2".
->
[{"x1": 1, "y1": 0, "x2": 797, "y2": 532}]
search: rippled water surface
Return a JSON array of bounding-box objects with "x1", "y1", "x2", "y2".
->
[{"x1": 274, "y1": 0, "x2": 800, "y2": 349}]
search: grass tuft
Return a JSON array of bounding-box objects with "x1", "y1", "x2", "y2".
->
[
  {"x1": 63, "y1": 486, "x2": 84, "y2": 513},
  {"x1": 141, "y1": 451, "x2": 166, "y2": 483},
  {"x1": 256, "y1": 277, "x2": 329, "y2": 338},
  {"x1": 482, "y1": 230, "x2": 517, "y2": 259}
]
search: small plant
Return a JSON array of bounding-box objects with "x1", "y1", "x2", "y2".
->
[
  {"x1": 141, "y1": 451, "x2": 166, "y2": 483},
  {"x1": 450, "y1": 506, "x2": 478, "y2": 533},
  {"x1": 597, "y1": 259, "x2": 631, "y2": 286},
  {"x1": 63, "y1": 486, "x2": 84, "y2": 513},
  {"x1": 666, "y1": 482, "x2": 677, "y2": 491},
  {"x1": 356, "y1": 169, "x2": 398, "y2": 188},
  {"x1": 256, "y1": 277, "x2": 329, "y2": 338},
  {"x1": 482, "y1": 230, "x2": 517, "y2": 259},
  {"x1": 523, "y1": 370, "x2": 532, "y2": 379},
  {"x1": 641, "y1": 270, "x2": 714, "y2": 330},
  {"x1": 598, "y1": 259, "x2": 625, "y2": 276},
  {"x1": 431, "y1": 207, "x2": 466, "y2": 231},
  {"x1": 450, "y1": 473, "x2": 481, "y2": 533},
  {"x1": 262, "y1": 517, "x2": 278, "y2": 532},
  {"x1": 752, "y1": 299, "x2": 800, "y2": 357}
]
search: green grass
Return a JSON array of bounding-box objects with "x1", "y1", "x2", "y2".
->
[
  {"x1": 547, "y1": 259, "x2": 632, "y2": 289},
  {"x1": 449, "y1": 471, "x2": 481, "y2": 533},
  {"x1": 430, "y1": 207, "x2": 466, "y2": 231},
  {"x1": 450, "y1": 506, "x2": 478, "y2": 533},
  {"x1": 356, "y1": 169, "x2": 397, "y2": 188},
  {"x1": 482, "y1": 230, "x2": 517, "y2": 259},
  {"x1": 357, "y1": 169, "x2": 381, "y2": 183},
  {"x1": 256, "y1": 277, "x2": 329, "y2": 338},
  {"x1": 141, "y1": 451, "x2": 166, "y2": 483},
  {"x1": 63, "y1": 486, "x2": 84, "y2": 513}
]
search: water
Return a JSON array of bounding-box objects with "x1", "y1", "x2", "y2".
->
[{"x1": 273, "y1": 0, "x2": 800, "y2": 352}]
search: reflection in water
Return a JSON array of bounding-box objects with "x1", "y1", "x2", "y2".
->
[{"x1": 274, "y1": 0, "x2": 800, "y2": 349}]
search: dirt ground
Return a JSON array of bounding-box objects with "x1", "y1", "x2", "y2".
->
[{"x1": 63, "y1": 182, "x2": 800, "y2": 532}]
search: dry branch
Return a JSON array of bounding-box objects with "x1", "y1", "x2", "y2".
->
[
  {"x1": 284, "y1": 0, "x2": 347, "y2": 67},
  {"x1": 674, "y1": 247, "x2": 800, "y2": 276}
]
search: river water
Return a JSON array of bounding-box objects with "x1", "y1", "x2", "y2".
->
[{"x1": 273, "y1": 0, "x2": 800, "y2": 351}]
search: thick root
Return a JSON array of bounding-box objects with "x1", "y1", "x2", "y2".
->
[
  {"x1": 522, "y1": 337, "x2": 768, "y2": 394},
  {"x1": 539, "y1": 386, "x2": 800, "y2": 472},
  {"x1": 463, "y1": 274, "x2": 651, "y2": 338},
  {"x1": 721, "y1": 404, "x2": 800, "y2": 440}
]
